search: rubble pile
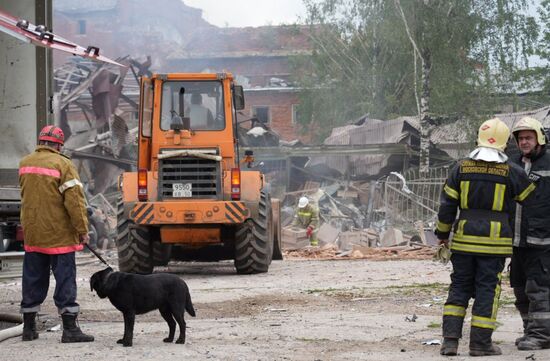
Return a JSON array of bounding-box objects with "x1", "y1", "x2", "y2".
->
[
  {"x1": 281, "y1": 180, "x2": 439, "y2": 260},
  {"x1": 283, "y1": 244, "x2": 437, "y2": 261}
]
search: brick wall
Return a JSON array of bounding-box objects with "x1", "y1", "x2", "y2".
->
[{"x1": 242, "y1": 90, "x2": 310, "y2": 143}]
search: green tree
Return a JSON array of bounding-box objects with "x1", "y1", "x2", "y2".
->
[
  {"x1": 294, "y1": 0, "x2": 538, "y2": 171},
  {"x1": 536, "y1": 0, "x2": 550, "y2": 92}
]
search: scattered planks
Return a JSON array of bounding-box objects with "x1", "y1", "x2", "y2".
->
[{"x1": 282, "y1": 243, "x2": 436, "y2": 261}]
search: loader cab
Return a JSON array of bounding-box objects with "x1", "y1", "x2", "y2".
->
[{"x1": 160, "y1": 80, "x2": 225, "y2": 131}]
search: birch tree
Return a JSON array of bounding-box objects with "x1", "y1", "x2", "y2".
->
[{"x1": 295, "y1": 0, "x2": 539, "y2": 167}]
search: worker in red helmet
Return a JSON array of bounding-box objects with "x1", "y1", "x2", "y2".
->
[{"x1": 18, "y1": 125, "x2": 94, "y2": 343}]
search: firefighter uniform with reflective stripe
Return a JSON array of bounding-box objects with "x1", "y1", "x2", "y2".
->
[
  {"x1": 19, "y1": 145, "x2": 88, "y2": 315},
  {"x1": 292, "y1": 203, "x2": 319, "y2": 245},
  {"x1": 436, "y1": 156, "x2": 534, "y2": 352},
  {"x1": 19, "y1": 145, "x2": 88, "y2": 251},
  {"x1": 510, "y1": 134, "x2": 550, "y2": 349}
]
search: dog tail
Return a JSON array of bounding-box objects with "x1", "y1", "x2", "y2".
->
[{"x1": 185, "y1": 291, "x2": 196, "y2": 317}]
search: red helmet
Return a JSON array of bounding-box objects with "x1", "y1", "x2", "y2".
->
[{"x1": 38, "y1": 125, "x2": 64, "y2": 145}]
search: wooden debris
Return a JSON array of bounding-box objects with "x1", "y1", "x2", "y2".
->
[{"x1": 283, "y1": 243, "x2": 436, "y2": 261}]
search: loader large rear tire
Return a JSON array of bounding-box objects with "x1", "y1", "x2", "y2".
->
[
  {"x1": 116, "y1": 197, "x2": 154, "y2": 274},
  {"x1": 234, "y1": 191, "x2": 273, "y2": 274}
]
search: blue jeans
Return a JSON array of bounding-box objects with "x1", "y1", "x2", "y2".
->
[{"x1": 20, "y1": 252, "x2": 80, "y2": 315}]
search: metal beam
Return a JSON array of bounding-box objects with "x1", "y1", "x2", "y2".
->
[
  {"x1": 68, "y1": 150, "x2": 135, "y2": 167},
  {"x1": 241, "y1": 143, "x2": 418, "y2": 161}
]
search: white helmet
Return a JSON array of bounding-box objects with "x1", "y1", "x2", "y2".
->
[
  {"x1": 298, "y1": 196, "x2": 309, "y2": 208},
  {"x1": 512, "y1": 116, "x2": 546, "y2": 145}
]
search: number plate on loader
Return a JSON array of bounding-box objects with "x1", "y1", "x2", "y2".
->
[{"x1": 172, "y1": 183, "x2": 192, "y2": 197}]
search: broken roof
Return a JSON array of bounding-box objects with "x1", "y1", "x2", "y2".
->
[
  {"x1": 308, "y1": 115, "x2": 419, "y2": 177},
  {"x1": 170, "y1": 25, "x2": 313, "y2": 59},
  {"x1": 307, "y1": 105, "x2": 550, "y2": 178}
]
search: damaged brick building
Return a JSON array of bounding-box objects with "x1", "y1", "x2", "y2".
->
[{"x1": 53, "y1": 0, "x2": 313, "y2": 142}]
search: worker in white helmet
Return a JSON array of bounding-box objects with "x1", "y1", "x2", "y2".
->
[{"x1": 292, "y1": 196, "x2": 319, "y2": 246}]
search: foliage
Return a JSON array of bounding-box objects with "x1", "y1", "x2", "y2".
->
[
  {"x1": 535, "y1": 0, "x2": 550, "y2": 92},
  {"x1": 292, "y1": 0, "x2": 540, "y2": 142}
]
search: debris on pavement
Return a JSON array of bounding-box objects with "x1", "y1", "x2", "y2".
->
[
  {"x1": 422, "y1": 339, "x2": 441, "y2": 345},
  {"x1": 283, "y1": 243, "x2": 437, "y2": 261},
  {"x1": 47, "y1": 324, "x2": 61, "y2": 332}
]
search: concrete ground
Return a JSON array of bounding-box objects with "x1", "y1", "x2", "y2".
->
[{"x1": 1, "y1": 255, "x2": 549, "y2": 360}]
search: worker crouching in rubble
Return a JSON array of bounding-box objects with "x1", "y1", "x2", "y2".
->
[
  {"x1": 292, "y1": 196, "x2": 319, "y2": 246},
  {"x1": 510, "y1": 117, "x2": 550, "y2": 351},
  {"x1": 435, "y1": 118, "x2": 535, "y2": 357},
  {"x1": 18, "y1": 125, "x2": 94, "y2": 343}
]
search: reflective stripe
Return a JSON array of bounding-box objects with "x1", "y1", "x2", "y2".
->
[
  {"x1": 491, "y1": 272, "x2": 502, "y2": 322},
  {"x1": 444, "y1": 185, "x2": 459, "y2": 200},
  {"x1": 531, "y1": 312, "x2": 550, "y2": 320},
  {"x1": 526, "y1": 236, "x2": 550, "y2": 246},
  {"x1": 456, "y1": 220, "x2": 466, "y2": 236},
  {"x1": 297, "y1": 211, "x2": 312, "y2": 216},
  {"x1": 58, "y1": 178, "x2": 83, "y2": 193},
  {"x1": 451, "y1": 241, "x2": 511, "y2": 255},
  {"x1": 492, "y1": 183, "x2": 505, "y2": 211},
  {"x1": 460, "y1": 181, "x2": 470, "y2": 209},
  {"x1": 452, "y1": 235, "x2": 511, "y2": 245},
  {"x1": 472, "y1": 315, "x2": 497, "y2": 330},
  {"x1": 443, "y1": 304, "x2": 466, "y2": 317},
  {"x1": 24, "y1": 244, "x2": 83, "y2": 254},
  {"x1": 515, "y1": 183, "x2": 536, "y2": 202},
  {"x1": 489, "y1": 221, "x2": 501, "y2": 239},
  {"x1": 514, "y1": 204, "x2": 522, "y2": 247},
  {"x1": 19, "y1": 166, "x2": 60, "y2": 178},
  {"x1": 437, "y1": 221, "x2": 452, "y2": 233},
  {"x1": 532, "y1": 170, "x2": 550, "y2": 177}
]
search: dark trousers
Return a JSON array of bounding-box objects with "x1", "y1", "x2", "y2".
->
[
  {"x1": 511, "y1": 247, "x2": 550, "y2": 342},
  {"x1": 20, "y1": 252, "x2": 80, "y2": 315},
  {"x1": 443, "y1": 253, "x2": 505, "y2": 338}
]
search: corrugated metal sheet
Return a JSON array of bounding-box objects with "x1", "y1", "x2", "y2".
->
[
  {"x1": 308, "y1": 117, "x2": 419, "y2": 176},
  {"x1": 308, "y1": 106, "x2": 550, "y2": 176}
]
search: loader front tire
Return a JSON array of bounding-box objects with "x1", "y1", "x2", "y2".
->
[
  {"x1": 116, "y1": 197, "x2": 154, "y2": 274},
  {"x1": 234, "y1": 191, "x2": 273, "y2": 274}
]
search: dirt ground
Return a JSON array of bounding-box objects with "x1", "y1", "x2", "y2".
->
[{"x1": 1, "y1": 253, "x2": 550, "y2": 361}]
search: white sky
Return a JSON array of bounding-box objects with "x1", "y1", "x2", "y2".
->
[{"x1": 183, "y1": 0, "x2": 308, "y2": 27}]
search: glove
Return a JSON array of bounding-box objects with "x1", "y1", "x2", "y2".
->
[
  {"x1": 306, "y1": 226, "x2": 313, "y2": 237},
  {"x1": 434, "y1": 242, "x2": 451, "y2": 264},
  {"x1": 79, "y1": 233, "x2": 90, "y2": 244}
]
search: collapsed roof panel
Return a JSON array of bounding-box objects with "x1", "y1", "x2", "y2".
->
[{"x1": 308, "y1": 116, "x2": 420, "y2": 177}]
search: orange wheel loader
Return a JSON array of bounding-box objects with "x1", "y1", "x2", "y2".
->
[{"x1": 117, "y1": 72, "x2": 282, "y2": 274}]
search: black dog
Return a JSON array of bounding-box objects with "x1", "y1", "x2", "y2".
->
[{"x1": 90, "y1": 267, "x2": 195, "y2": 347}]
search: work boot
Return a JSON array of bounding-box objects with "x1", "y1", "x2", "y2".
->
[
  {"x1": 517, "y1": 337, "x2": 550, "y2": 350},
  {"x1": 61, "y1": 313, "x2": 94, "y2": 343},
  {"x1": 515, "y1": 313, "x2": 529, "y2": 346},
  {"x1": 22, "y1": 312, "x2": 39, "y2": 341},
  {"x1": 440, "y1": 337, "x2": 459, "y2": 356},
  {"x1": 469, "y1": 327, "x2": 502, "y2": 357}
]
